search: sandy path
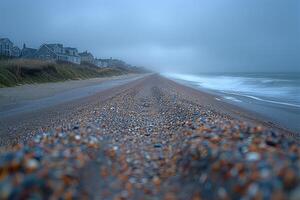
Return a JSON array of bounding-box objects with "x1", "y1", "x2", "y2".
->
[{"x1": 0, "y1": 74, "x2": 142, "y2": 112}]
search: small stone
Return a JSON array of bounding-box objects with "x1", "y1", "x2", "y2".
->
[
  {"x1": 0, "y1": 182, "x2": 12, "y2": 199},
  {"x1": 25, "y1": 159, "x2": 39, "y2": 172},
  {"x1": 113, "y1": 146, "x2": 119, "y2": 151},
  {"x1": 152, "y1": 176, "x2": 161, "y2": 186},
  {"x1": 282, "y1": 168, "x2": 297, "y2": 189},
  {"x1": 290, "y1": 186, "x2": 300, "y2": 200},
  {"x1": 75, "y1": 135, "x2": 81, "y2": 140},
  {"x1": 247, "y1": 183, "x2": 259, "y2": 197},
  {"x1": 265, "y1": 139, "x2": 277, "y2": 147},
  {"x1": 246, "y1": 152, "x2": 260, "y2": 161}
]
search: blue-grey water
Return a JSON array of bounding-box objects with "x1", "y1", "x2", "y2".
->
[{"x1": 163, "y1": 72, "x2": 300, "y2": 132}]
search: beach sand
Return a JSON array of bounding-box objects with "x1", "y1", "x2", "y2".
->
[{"x1": 0, "y1": 74, "x2": 299, "y2": 199}]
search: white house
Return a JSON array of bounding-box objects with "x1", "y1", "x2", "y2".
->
[{"x1": 0, "y1": 38, "x2": 13, "y2": 57}]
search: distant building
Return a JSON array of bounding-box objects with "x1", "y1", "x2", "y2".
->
[
  {"x1": 108, "y1": 59, "x2": 128, "y2": 67},
  {"x1": 95, "y1": 58, "x2": 110, "y2": 68},
  {"x1": 0, "y1": 38, "x2": 13, "y2": 57},
  {"x1": 63, "y1": 47, "x2": 81, "y2": 64},
  {"x1": 79, "y1": 52, "x2": 127, "y2": 68},
  {"x1": 0, "y1": 38, "x2": 23, "y2": 58},
  {"x1": 94, "y1": 58, "x2": 131, "y2": 68},
  {"x1": 79, "y1": 51, "x2": 95, "y2": 64},
  {"x1": 21, "y1": 44, "x2": 38, "y2": 59},
  {"x1": 35, "y1": 43, "x2": 81, "y2": 64},
  {"x1": 1, "y1": 38, "x2": 129, "y2": 68},
  {"x1": 11, "y1": 46, "x2": 21, "y2": 57}
]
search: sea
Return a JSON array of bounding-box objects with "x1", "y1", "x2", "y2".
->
[{"x1": 162, "y1": 72, "x2": 300, "y2": 132}]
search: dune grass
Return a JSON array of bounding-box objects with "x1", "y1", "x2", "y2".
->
[{"x1": 0, "y1": 59, "x2": 134, "y2": 87}]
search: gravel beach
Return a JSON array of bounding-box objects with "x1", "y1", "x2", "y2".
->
[{"x1": 0, "y1": 74, "x2": 299, "y2": 199}]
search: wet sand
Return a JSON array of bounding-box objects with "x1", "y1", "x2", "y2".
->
[{"x1": 0, "y1": 74, "x2": 299, "y2": 199}]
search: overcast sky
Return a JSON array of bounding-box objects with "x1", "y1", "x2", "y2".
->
[{"x1": 0, "y1": 0, "x2": 299, "y2": 73}]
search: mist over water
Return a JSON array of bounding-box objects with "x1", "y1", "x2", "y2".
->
[{"x1": 163, "y1": 72, "x2": 300, "y2": 108}]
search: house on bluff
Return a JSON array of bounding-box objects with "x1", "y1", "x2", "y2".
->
[
  {"x1": 21, "y1": 44, "x2": 37, "y2": 59},
  {"x1": 79, "y1": 51, "x2": 95, "y2": 64},
  {"x1": 35, "y1": 43, "x2": 81, "y2": 64},
  {"x1": 0, "y1": 38, "x2": 13, "y2": 57},
  {"x1": 0, "y1": 38, "x2": 21, "y2": 57}
]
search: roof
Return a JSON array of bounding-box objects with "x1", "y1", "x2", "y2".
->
[
  {"x1": 46, "y1": 44, "x2": 63, "y2": 48},
  {"x1": 43, "y1": 44, "x2": 78, "y2": 54},
  {"x1": 79, "y1": 51, "x2": 93, "y2": 57},
  {"x1": 65, "y1": 47, "x2": 77, "y2": 51},
  {"x1": 0, "y1": 38, "x2": 13, "y2": 44},
  {"x1": 40, "y1": 44, "x2": 60, "y2": 54},
  {"x1": 21, "y1": 47, "x2": 38, "y2": 58},
  {"x1": 96, "y1": 58, "x2": 111, "y2": 62},
  {"x1": 23, "y1": 47, "x2": 37, "y2": 51},
  {"x1": 12, "y1": 46, "x2": 20, "y2": 50}
]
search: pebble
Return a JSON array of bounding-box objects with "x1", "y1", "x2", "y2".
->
[
  {"x1": 25, "y1": 159, "x2": 39, "y2": 172},
  {"x1": 246, "y1": 152, "x2": 261, "y2": 161},
  {"x1": 75, "y1": 135, "x2": 81, "y2": 140}
]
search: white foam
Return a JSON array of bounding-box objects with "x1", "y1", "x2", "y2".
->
[
  {"x1": 223, "y1": 96, "x2": 242, "y2": 102},
  {"x1": 162, "y1": 72, "x2": 300, "y2": 109},
  {"x1": 231, "y1": 93, "x2": 300, "y2": 108}
]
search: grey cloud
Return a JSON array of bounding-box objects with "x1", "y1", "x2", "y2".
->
[{"x1": 0, "y1": 0, "x2": 299, "y2": 72}]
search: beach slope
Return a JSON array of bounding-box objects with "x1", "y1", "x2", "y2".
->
[{"x1": 0, "y1": 74, "x2": 299, "y2": 199}]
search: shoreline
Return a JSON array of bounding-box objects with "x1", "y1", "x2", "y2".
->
[
  {"x1": 164, "y1": 75, "x2": 300, "y2": 134},
  {"x1": 166, "y1": 77, "x2": 298, "y2": 138}
]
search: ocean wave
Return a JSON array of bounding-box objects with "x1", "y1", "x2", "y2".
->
[
  {"x1": 224, "y1": 92, "x2": 300, "y2": 108},
  {"x1": 223, "y1": 96, "x2": 243, "y2": 103},
  {"x1": 162, "y1": 72, "x2": 300, "y2": 108}
]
